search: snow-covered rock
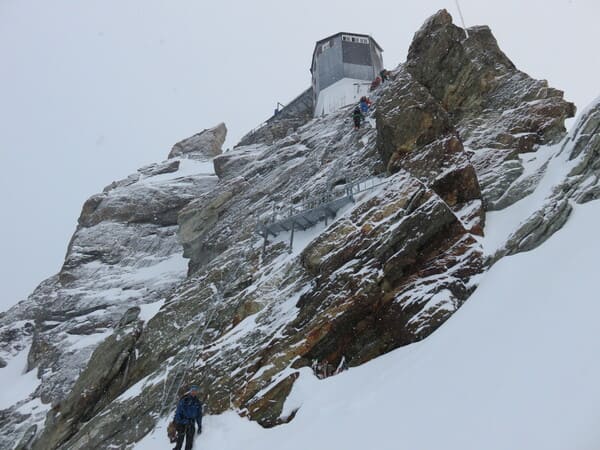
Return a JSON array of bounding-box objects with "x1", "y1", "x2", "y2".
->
[
  {"x1": 0, "y1": 10, "x2": 594, "y2": 450},
  {"x1": 0, "y1": 129, "x2": 223, "y2": 449},
  {"x1": 168, "y1": 123, "x2": 227, "y2": 160}
]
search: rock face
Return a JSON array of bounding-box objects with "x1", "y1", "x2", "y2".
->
[
  {"x1": 0, "y1": 10, "x2": 592, "y2": 450},
  {"x1": 375, "y1": 67, "x2": 484, "y2": 234},
  {"x1": 404, "y1": 9, "x2": 575, "y2": 211},
  {"x1": 565, "y1": 100, "x2": 600, "y2": 202},
  {"x1": 0, "y1": 127, "x2": 225, "y2": 450},
  {"x1": 34, "y1": 316, "x2": 143, "y2": 450},
  {"x1": 491, "y1": 98, "x2": 600, "y2": 261}
]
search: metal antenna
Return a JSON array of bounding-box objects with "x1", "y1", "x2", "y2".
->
[{"x1": 454, "y1": 0, "x2": 469, "y2": 38}]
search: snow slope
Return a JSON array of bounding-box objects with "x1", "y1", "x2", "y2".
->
[{"x1": 136, "y1": 198, "x2": 600, "y2": 450}]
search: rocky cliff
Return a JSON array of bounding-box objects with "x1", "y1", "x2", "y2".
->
[{"x1": 2, "y1": 10, "x2": 596, "y2": 450}]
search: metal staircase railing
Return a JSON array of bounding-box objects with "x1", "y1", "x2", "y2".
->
[{"x1": 257, "y1": 175, "x2": 389, "y2": 254}]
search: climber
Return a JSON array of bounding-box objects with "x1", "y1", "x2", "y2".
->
[
  {"x1": 352, "y1": 106, "x2": 363, "y2": 130},
  {"x1": 359, "y1": 96, "x2": 372, "y2": 114},
  {"x1": 172, "y1": 385, "x2": 203, "y2": 450},
  {"x1": 370, "y1": 76, "x2": 381, "y2": 91},
  {"x1": 380, "y1": 69, "x2": 390, "y2": 83}
]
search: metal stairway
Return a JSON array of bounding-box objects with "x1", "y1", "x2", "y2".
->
[{"x1": 257, "y1": 175, "x2": 389, "y2": 253}]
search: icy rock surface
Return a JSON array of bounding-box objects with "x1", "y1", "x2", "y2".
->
[
  {"x1": 489, "y1": 96, "x2": 600, "y2": 261},
  {"x1": 405, "y1": 9, "x2": 575, "y2": 210},
  {"x1": 0, "y1": 130, "x2": 223, "y2": 449},
  {"x1": 0, "y1": 10, "x2": 595, "y2": 450}
]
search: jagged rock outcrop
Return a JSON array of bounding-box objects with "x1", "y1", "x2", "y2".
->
[
  {"x1": 168, "y1": 123, "x2": 227, "y2": 160},
  {"x1": 178, "y1": 176, "x2": 250, "y2": 273},
  {"x1": 565, "y1": 99, "x2": 600, "y2": 202},
  {"x1": 491, "y1": 97, "x2": 600, "y2": 261},
  {"x1": 405, "y1": 9, "x2": 575, "y2": 210},
  {"x1": 0, "y1": 126, "x2": 225, "y2": 449},
  {"x1": 213, "y1": 144, "x2": 263, "y2": 179},
  {"x1": 33, "y1": 315, "x2": 143, "y2": 450},
  {"x1": 376, "y1": 67, "x2": 484, "y2": 234},
  {"x1": 0, "y1": 10, "x2": 592, "y2": 450}
]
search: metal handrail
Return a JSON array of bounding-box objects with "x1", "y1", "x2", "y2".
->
[{"x1": 257, "y1": 175, "x2": 389, "y2": 233}]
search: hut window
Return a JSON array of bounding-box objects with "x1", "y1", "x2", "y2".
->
[{"x1": 342, "y1": 35, "x2": 369, "y2": 44}]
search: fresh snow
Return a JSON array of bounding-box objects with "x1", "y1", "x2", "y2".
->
[
  {"x1": 482, "y1": 141, "x2": 576, "y2": 256},
  {"x1": 138, "y1": 299, "x2": 166, "y2": 323},
  {"x1": 124, "y1": 253, "x2": 188, "y2": 286},
  {"x1": 135, "y1": 198, "x2": 600, "y2": 450},
  {"x1": 118, "y1": 372, "x2": 163, "y2": 403},
  {"x1": 63, "y1": 328, "x2": 113, "y2": 350},
  {"x1": 138, "y1": 158, "x2": 216, "y2": 185},
  {"x1": 0, "y1": 346, "x2": 40, "y2": 410}
]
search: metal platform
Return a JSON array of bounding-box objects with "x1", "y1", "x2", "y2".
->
[{"x1": 257, "y1": 176, "x2": 389, "y2": 254}]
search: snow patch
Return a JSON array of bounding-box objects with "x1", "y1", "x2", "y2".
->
[
  {"x1": 0, "y1": 346, "x2": 40, "y2": 410},
  {"x1": 64, "y1": 329, "x2": 113, "y2": 350},
  {"x1": 139, "y1": 299, "x2": 166, "y2": 323}
]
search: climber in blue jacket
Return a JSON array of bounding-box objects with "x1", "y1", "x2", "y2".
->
[
  {"x1": 359, "y1": 96, "x2": 372, "y2": 114},
  {"x1": 173, "y1": 385, "x2": 203, "y2": 450}
]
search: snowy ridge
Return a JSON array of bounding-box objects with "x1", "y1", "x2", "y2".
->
[{"x1": 1, "y1": 11, "x2": 597, "y2": 450}]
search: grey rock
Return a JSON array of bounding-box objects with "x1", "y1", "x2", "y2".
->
[
  {"x1": 102, "y1": 173, "x2": 140, "y2": 193},
  {"x1": 563, "y1": 104, "x2": 600, "y2": 203},
  {"x1": 0, "y1": 133, "x2": 221, "y2": 449},
  {"x1": 178, "y1": 176, "x2": 250, "y2": 273},
  {"x1": 478, "y1": 158, "x2": 524, "y2": 210},
  {"x1": 486, "y1": 99, "x2": 600, "y2": 260},
  {"x1": 489, "y1": 198, "x2": 572, "y2": 265},
  {"x1": 118, "y1": 306, "x2": 141, "y2": 327},
  {"x1": 32, "y1": 320, "x2": 143, "y2": 450},
  {"x1": 14, "y1": 425, "x2": 37, "y2": 450},
  {"x1": 78, "y1": 175, "x2": 217, "y2": 228},
  {"x1": 491, "y1": 160, "x2": 548, "y2": 211},
  {"x1": 213, "y1": 145, "x2": 261, "y2": 179},
  {"x1": 405, "y1": 9, "x2": 575, "y2": 211},
  {"x1": 137, "y1": 159, "x2": 180, "y2": 177},
  {"x1": 168, "y1": 122, "x2": 227, "y2": 160}
]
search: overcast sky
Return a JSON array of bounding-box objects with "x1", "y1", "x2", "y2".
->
[{"x1": 1, "y1": 0, "x2": 598, "y2": 310}]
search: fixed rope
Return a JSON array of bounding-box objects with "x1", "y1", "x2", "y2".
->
[{"x1": 257, "y1": 175, "x2": 389, "y2": 255}]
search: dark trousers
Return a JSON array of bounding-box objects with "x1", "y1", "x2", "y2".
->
[
  {"x1": 353, "y1": 117, "x2": 361, "y2": 129},
  {"x1": 174, "y1": 423, "x2": 195, "y2": 450}
]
